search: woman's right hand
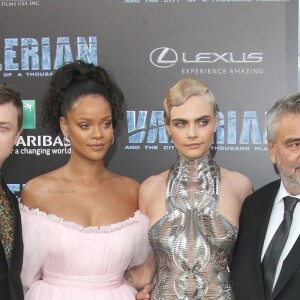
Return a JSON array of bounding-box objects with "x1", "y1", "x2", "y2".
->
[{"x1": 136, "y1": 284, "x2": 153, "y2": 300}]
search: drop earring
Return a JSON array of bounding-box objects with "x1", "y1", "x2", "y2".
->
[{"x1": 63, "y1": 135, "x2": 70, "y2": 148}]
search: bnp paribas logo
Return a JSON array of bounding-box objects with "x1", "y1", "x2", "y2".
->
[{"x1": 22, "y1": 100, "x2": 36, "y2": 129}]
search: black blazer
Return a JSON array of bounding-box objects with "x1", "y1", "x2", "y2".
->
[
  {"x1": 0, "y1": 176, "x2": 23, "y2": 300},
  {"x1": 231, "y1": 179, "x2": 300, "y2": 300}
]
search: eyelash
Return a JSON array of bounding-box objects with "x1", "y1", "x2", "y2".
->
[
  {"x1": 79, "y1": 121, "x2": 112, "y2": 129},
  {"x1": 174, "y1": 120, "x2": 209, "y2": 127},
  {"x1": 198, "y1": 119, "x2": 208, "y2": 126},
  {"x1": 174, "y1": 121, "x2": 185, "y2": 127},
  {"x1": 102, "y1": 121, "x2": 112, "y2": 128},
  {"x1": 0, "y1": 125, "x2": 9, "y2": 131},
  {"x1": 79, "y1": 123, "x2": 90, "y2": 129},
  {"x1": 289, "y1": 142, "x2": 300, "y2": 149}
]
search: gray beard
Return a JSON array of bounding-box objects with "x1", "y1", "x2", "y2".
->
[{"x1": 281, "y1": 174, "x2": 300, "y2": 195}]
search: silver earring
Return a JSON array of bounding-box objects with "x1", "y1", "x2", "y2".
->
[
  {"x1": 111, "y1": 134, "x2": 115, "y2": 145},
  {"x1": 63, "y1": 135, "x2": 70, "y2": 148}
]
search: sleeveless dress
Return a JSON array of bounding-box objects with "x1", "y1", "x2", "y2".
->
[
  {"x1": 20, "y1": 204, "x2": 151, "y2": 300},
  {"x1": 149, "y1": 155, "x2": 238, "y2": 300}
]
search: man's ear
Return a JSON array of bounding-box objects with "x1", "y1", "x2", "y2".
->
[
  {"x1": 14, "y1": 128, "x2": 22, "y2": 145},
  {"x1": 268, "y1": 140, "x2": 276, "y2": 165}
]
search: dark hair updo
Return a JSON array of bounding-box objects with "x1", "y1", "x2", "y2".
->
[{"x1": 42, "y1": 60, "x2": 124, "y2": 134}]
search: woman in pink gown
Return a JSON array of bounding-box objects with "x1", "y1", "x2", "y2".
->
[{"x1": 20, "y1": 60, "x2": 151, "y2": 299}]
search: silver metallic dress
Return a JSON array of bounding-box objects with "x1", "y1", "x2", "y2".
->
[{"x1": 149, "y1": 155, "x2": 237, "y2": 300}]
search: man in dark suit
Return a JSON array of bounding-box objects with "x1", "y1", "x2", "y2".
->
[
  {"x1": 231, "y1": 92, "x2": 300, "y2": 300},
  {"x1": 0, "y1": 84, "x2": 23, "y2": 300}
]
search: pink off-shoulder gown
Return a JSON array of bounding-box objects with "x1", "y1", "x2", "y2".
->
[{"x1": 20, "y1": 204, "x2": 151, "y2": 300}]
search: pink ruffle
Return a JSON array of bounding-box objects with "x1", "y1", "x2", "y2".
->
[{"x1": 19, "y1": 203, "x2": 142, "y2": 233}]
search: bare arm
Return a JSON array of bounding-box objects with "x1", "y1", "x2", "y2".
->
[
  {"x1": 128, "y1": 172, "x2": 168, "y2": 294},
  {"x1": 124, "y1": 250, "x2": 156, "y2": 291}
]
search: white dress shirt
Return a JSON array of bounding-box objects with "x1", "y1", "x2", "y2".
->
[{"x1": 261, "y1": 181, "x2": 300, "y2": 290}]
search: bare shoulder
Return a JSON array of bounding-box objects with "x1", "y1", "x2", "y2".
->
[
  {"x1": 220, "y1": 167, "x2": 253, "y2": 201},
  {"x1": 121, "y1": 174, "x2": 140, "y2": 187},
  {"x1": 109, "y1": 173, "x2": 140, "y2": 208},
  {"x1": 112, "y1": 173, "x2": 140, "y2": 192},
  {"x1": 140, "y1": 170, "x2": 168, "y2": 193},
  {"x1": 139, "y1": 170, "x2": 168, "y2": 213},
  {"x1": 21, "y1": 169, "x2": 62, "y2": 208}
]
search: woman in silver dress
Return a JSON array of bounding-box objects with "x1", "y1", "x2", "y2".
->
[{"x1": 136, "y1": 78, "x2": 253, "y2": 300}]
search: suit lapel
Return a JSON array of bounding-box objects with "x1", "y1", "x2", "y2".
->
[
  {"x1": 0, "y1": 238, "x2": 8, "y2": 268},
  {"x1": 7, "y1": 182, "x2": 23, "y2": 274},
  {"x1": 0, "y1": 176, "x2": 22, "y2": 270},
  {"x1": 272, "y1": 229, "x2": 300, "y2": 298},
  {"x1": 5, "y1": 185, "x2": 18, "y2": 270},
  {"x1": 255, "y1": 180, "x2": 281, "y2": 299},
  {"x1": 257, "y1": 181, "x2": 280, "y2": 255},
  {"x1": 0, "y1": 177, "x2": 9, "y2": 268}
]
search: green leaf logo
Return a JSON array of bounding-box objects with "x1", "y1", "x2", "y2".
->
[{"x1": 22, "y1": 100, "x2": 36, "y2": 129}]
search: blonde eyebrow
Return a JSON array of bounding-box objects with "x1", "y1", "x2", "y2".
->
[{"x1": 171, "y1": 115, "x2": 212, "y2": 122}]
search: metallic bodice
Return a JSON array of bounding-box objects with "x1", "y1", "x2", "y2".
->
[{"x1": 149, "y1": 155, "x2": 237, "y2": 300}]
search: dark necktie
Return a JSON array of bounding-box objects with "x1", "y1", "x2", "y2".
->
[{"x1": 262, "y1": 196, "x2": 299, "y2": 297}]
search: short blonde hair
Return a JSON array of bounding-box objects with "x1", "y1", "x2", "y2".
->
[{"x1": 163, "y1": 77, "x2": 217, "y2": 125}]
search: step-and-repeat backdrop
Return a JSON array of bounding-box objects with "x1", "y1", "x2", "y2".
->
[{"x1": 0, "y1": 0, "x2": 298, "y2": 195}]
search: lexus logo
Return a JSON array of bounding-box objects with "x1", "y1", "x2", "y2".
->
[{"x1": 149, "y1": 47, "x2": 178, "y2": 68}]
